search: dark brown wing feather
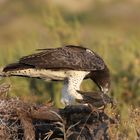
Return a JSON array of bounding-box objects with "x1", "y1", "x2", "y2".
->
[
  {"x1": 19, "y1": 45, "x2": 105, "y2": 71},
  {"x1": 76, "y1": 90, "x2": 113, "y2": 107},
  {"x1": 3, "y1": 63, "x2": 34, "y2": 72}
]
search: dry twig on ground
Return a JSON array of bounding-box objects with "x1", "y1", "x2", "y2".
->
[
  {"x1": 0, "y1": 98, "x2": 117, "y2": 140},
  {"x1": 0, "y1": 82, "x2": 118, "y2": 140}
]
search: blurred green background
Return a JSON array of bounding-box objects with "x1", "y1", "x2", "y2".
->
[{"x1": 0, "y1": 0, "x2": 140, "y2": 138}]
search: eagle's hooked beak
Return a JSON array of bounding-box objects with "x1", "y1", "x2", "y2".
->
[{"x1": 100, "y1": 86, "x2": 109, "y2": 94}]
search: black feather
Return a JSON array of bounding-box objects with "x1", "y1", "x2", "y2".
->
[{"x1": 3, "y1": 63, "x2": 34, "y2": 72}]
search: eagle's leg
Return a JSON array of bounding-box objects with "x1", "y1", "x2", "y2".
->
[
  {"x1": 61, "y1": 71, "x2": 89, "y2": 106},
  {"x1": 61, "y1": 78, "x2": 82, "y2": 106}
]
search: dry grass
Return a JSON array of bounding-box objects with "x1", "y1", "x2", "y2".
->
[
  {"x1": 0, "y1": 83, "x2": 118, "y2": 140},
  {"x1": 0, "y1": 82, "x2": 139, "y2": 140}
]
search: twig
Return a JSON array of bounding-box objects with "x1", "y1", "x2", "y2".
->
[{"x1": 16, "y1": 109, "x2": 35, "y2": 140}]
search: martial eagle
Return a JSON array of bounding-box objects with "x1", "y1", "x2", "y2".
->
[{"x1": 0, "y1": 45, "x2": 110, "y2": 105}]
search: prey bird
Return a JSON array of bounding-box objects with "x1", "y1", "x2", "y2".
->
[
  {"x1": 0, "y1": 45, "x2": 110, "y2": 105},
  {"x1": 76, "y1": 90, "x2": 113, "y2": 109}
]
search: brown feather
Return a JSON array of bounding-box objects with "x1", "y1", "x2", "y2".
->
[
  {"x1": 19, "y1": 45, "x2": 105, "y2": 71},
  {"x1": 3, "y1": 63, "x2": 34, "y2": 72},
  {"x1": 76, "y1": 90, "x2": 112, "y2": 107}
]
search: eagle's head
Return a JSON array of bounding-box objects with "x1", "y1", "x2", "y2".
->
[{"x1": 90, "y1": 66, "x2": 111, "y2": 94}]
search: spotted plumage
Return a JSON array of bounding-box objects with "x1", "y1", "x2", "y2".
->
[{"x1": 1, "y1": 45, "x2": 111, "y2": 105}]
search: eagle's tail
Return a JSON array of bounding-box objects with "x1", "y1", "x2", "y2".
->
[
  {"x1": 3, "y1": 63, "x2": 33, "y2": 72},
  {"x1": 0, "y1": 63, "x2": 34, "y2": 78}
]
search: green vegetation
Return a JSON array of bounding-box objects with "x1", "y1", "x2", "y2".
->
[{"x1": 0, "y1": 0, "x2": 140, "y2": 139}]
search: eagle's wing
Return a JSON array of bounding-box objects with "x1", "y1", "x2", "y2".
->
[{"x1": 19, "y1": 45, "x2": 105, "y2": 71}]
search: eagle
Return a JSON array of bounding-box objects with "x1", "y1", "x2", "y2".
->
[{"x1": 0, "y1": 45, "x2": 110, "y2": 105}]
